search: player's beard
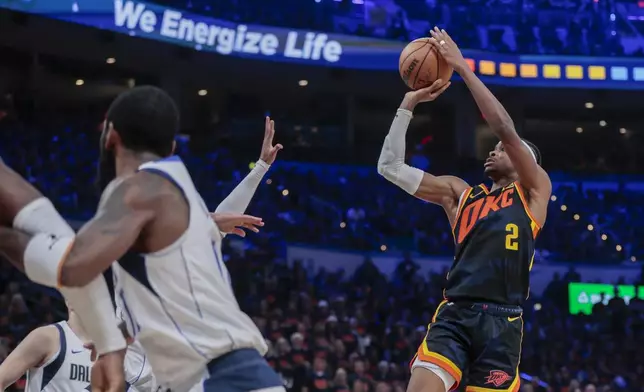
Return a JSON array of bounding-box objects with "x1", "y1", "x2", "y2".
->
[{"x1": 96, "y1": 127, "x2": 116, "y2": 194}]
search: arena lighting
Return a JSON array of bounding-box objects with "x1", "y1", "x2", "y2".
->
[
  {"x1": 106, "y1": 57, "x2": 116, "y2": 64},
  {"x1": 533, "y1": 303, "x2": 542, "y2": 311},
  {"x1": 298, "y1": 80, "x2": 309, "y2": 87},
  {"x1": 340, "y1": 222, "x2": 346, "y2": 228},
  {"x1": 265, "y1": 179, "x2": 272, "y2": 185},
  {"x1": 198, "y1": 89, "x2": 208, "y2": 96},
  {"x1": 599, "y1": 120, "x2": 607, "y2": 127},
  {"x1": 75, "y1": 79, "x2": 84, "y2": 86},
  {"x1": 380, "y1": 244, "x2": 387, "y2": 251},
  {"x1": 576, "y1": 127, "x2": 583, "y2": 133},
  {"x1": 585, "y1": 102, "x2": 594, "y2": 109},
  {"x1": 282, "y1": 189, "x2": 289, "y2": 196},
  {"x1": 550, "y1": 195, "x2": 637, "y2": 260},
  {"x1": 619, "y1": 128, "x2": 627, "y2": 134}
]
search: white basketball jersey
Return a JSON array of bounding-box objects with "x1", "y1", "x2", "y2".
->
[
  {"x1": 115, "y1": 302, "x2": 158, "y2": 392},
  {"x1": 110, "y1": 156, "x2": 267, "y2": 391},
  {"x1": 25, "y1": 322, "x2": 92, "y2": 392}
]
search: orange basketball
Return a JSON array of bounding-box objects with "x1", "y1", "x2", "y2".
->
[{"x1": 398, "y1": 38, "x2": 453, "y2": 90}]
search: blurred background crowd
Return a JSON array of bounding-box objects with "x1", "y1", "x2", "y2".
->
[
  {"x1": 156, "y1": 0, "x2": 641, "y2": 56},
  {"x1": 1, "y1": 0, "x2": 644, "y2": 391}
]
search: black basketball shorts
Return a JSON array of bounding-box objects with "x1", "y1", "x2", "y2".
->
[{"x1": 411, "y1": 300, "x2": 523, "y2": 392}]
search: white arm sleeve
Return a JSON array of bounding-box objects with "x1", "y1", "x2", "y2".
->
[
  {"x1": 215, "y1": 159, "x2": 269, "y2": 214},
  {"x1": 377, "y1": 108, "x2": 425, "y2": 195},
  {"x1": 13, "y1": 197, "x2": 126, "y2": 355}
]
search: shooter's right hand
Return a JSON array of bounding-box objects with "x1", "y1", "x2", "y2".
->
[{"x1": 401, "y1": 79, "x2": 451, "y2": 110}]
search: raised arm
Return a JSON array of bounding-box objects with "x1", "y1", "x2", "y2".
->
[
  {"x1": 0, "y1": 326, "x2": 58, "y2": 390},
  {"x1": 428, "y1": 28, "x2": 551, "y2": 223},
  {"x1": 378, "y1": 81, "x2": 470, "y2": 226},
  {"x1": 215, "y1": 116, "x2": 281, "y2": 215}
]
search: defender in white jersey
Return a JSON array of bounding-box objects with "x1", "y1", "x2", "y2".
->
[
  {"x1": 0, "y1": 86, "x2": 285, "y2": 392},
  {"x1": 105, "y1": 117, "x2": 281, "y2": 391},
  {"x1": 0, "y1": 306, "x2": 92, "y2": 391}
]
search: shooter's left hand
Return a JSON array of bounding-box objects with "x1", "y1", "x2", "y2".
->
[{"x1": 427, "y1": 27, "x2": 469, "y2": 74}]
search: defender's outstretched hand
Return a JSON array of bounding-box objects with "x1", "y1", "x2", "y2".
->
[
  {"x1": 428, "y1": 27, "x2": 469, "y2": 73},
  {"x1": 212, "y1": 212, "x2": 264, "y2": 237},
  {"x1": 260, "y1": 117, "x2": 283, "y2": 165}
]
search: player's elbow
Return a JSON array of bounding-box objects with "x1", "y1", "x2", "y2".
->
[{"x1": 377, "y1": 161, "x2": 395, "y2": 183}]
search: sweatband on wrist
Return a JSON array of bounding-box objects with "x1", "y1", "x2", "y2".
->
[
  {"x1": 13, "y1": 197, "x2": 74, "y2": 237},
  {"x1": 60, "y1": 275, "x2": 127, "y2": 355},
  {"x1": 24, "y1": 233, "x2": 74, "y2": 288}
]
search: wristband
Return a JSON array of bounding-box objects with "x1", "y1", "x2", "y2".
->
[
  {"x1": 24, "y1": 233, "x2": 74, "y2": 288},
  {"x1": 60, "y1": 276, "x2": 127, "y2": 355}
]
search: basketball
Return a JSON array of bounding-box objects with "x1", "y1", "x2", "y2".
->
[{"x1": 399, "y1": 38, "x2": 453, "y2": 90}]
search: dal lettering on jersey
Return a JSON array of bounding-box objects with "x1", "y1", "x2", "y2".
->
[{"x1": 70, "y1": 363, "x2": 91, "y2": 383}]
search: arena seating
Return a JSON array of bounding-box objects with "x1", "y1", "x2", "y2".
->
[
  {"x1": 151, "y1": 0, "x2": 637, "y2": 56},
  {"x1": 0, "y1": 121, "x2": 641, "y2": 264},
  {"x1": 1, "y1": 247, "x2": 642, "y2": 391}
]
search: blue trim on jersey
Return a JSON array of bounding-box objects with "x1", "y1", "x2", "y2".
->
[
  {"x1": 138, "y1": 167, "x2": 187, "y2": 201},
  {"x1": 103, "y1": 267, "x2": 117, "y2": 310},
  {"x1": 118, "y1": 252, "x2": 158, "y2": 295},
  {"x1": 119, "y1": 289, "x2": 137, "y2": 337},
  {"x1": 41, "y1": 324, "x2": 67, "y2": 390},
  {"x1": 180, "y1": 247, "x2": 203, "y2": 318},
  {"x1": 156, "y1": 155, "x2": 182, "y2": 162},
  {"x1": 127, "y1": 165, "x2": 209, "y2": 359},
  {"x1": 128, "y1": 354, "x2": 147, "y2": 385},
  {"x1": 118, "y1": 248, "x2": 208, "y2": 359}
]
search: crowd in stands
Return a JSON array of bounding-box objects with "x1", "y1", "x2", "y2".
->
[
  {"x1": 2, "y1": 240, "x2": 644, "y2": 391},
  {"x1": 0, "y1": 116, "x2": 642, "y2": 264},
  {"x1": 0, "y1": 96, "x2": 644, "y2": 391},
  {"x1": 153, "y1": 0, "x2": 636, "y2": 56}
]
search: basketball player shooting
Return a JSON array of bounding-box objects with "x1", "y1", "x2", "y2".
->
[
  {"x1": 378, "y1": 28, "x2": 552, "y2": 392},
  {"x1": 0, "y1": 86, "x2": 285, "y2": 392}
]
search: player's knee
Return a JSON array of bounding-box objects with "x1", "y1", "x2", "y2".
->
[{"x1": 408, "y1": 361, "x2": 456, "y2": 392}]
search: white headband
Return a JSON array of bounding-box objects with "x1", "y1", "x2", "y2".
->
[{"x1": 521, "y1": 140, "x2": 537, "y2": 164}]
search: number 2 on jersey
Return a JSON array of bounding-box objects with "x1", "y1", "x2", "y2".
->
[{"x1": 505, "y1": 223, "x2": 519, "y2": 251}]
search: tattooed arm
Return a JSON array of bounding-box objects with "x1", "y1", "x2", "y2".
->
[{"x1": 0, "y1": 171, "x2": 163, "y2": 287}]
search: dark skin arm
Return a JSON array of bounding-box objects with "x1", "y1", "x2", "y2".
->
[
  {"x1": 0, "y1": 171, "x2": 165, "y2": 287},
  {"x1": 0, "y1": 161, "x2": 45, "y2": 226},
  {"x1": 427, "y1": 27, "x2": 551, "y2": 225}
]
